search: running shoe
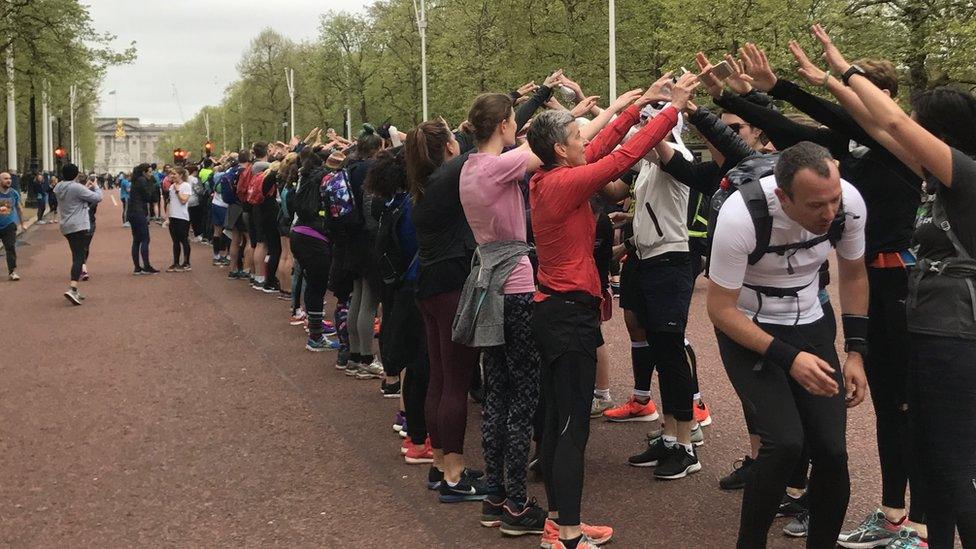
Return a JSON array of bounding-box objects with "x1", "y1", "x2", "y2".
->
[
  {"x1": 719, "y1": 456, "x2": 754, "y2": 490},
  {"x1": 166, "y1": 264, "x2": 182, "y2": 272},
  {"x1": 837, "y1": 509, "x2": 902, "y2": 548},
  {"x1": 64, "y1": 288, "x2": 82, "y2": 306},
  {"x1": 305, "y1": 336, "x2": 337, "y2": 352},
  {"x1": 653, "y1": 445, "x2": 701, "y2": 480},
  {"x1": 289, "y1": 310, "x2": 307, "y2": 326},
  {"x1": 393, "y1": 410, "x2": 406, "y2": 432},
  {"x1": 438, "y1": 476, "x2": 489, "y2": 503},
  {"x1": 179, "y1": 264, "x2": 191, "y2": 272},
  {"x1": 694, "y1": 399, "x2": 712, "y2": 427},
  {"x1": 356, "y1": 360, "x2": 384, "y2": 380},
  {"x1": 500, "y1": 497, "x2": 547, "y2": 536},
  {"x1": 335, "y1": 350, "x2": 350, "y2": 371},
  {"x1": 549, "y1": 535, "x2": 603, "y2": 549},
  {"x1": 9, "y1": 272, "x2": 20, "y2": 281},
  {"x1": 590, "y1": 397, "x2": 614, "y2": 418},
  {"x1": 322, "y1": 320, "x2": 337, "y2": 336},
  {"x1": 481, "y1": 494, "x2": 506, "y2": 528},
  {"x1": 212, "y1": 258, "x2": 223, "y2": 266},
  {"x1": 227, "y1": 270, "x2": 244, "y2": 279},
  {"x1": 404, "y1": 439, "x2": 434, "y2": 464},
  {"x1": 344, "y1": 362, "x2": 364, "y2": 377},
  {"x1": 276, "y1": 291, "x2": 292, "y2": 301},
  {"x1": 628, "y1": 435, "x2": 670, "y2": 467},
  {"x1": 381, "y1": 379, "x2": 401, "y2": 398},
  {"x1": 777, "y1": 492, "x2": 808, "y2": 517},
  {"x1": 783, "y1": 510, "x2": 809, "y2": 538},
  {"x1": 80, "y1": 270, "x2": 90, "y2": 281},
  {"x1": 251, "y1": 281, "x2": 265, "y2": 291},
  {"x1": 122, "y1": 221, "x2": 130, "y2": 227},
  {"x1": 262, "y1": 283, "x2": 281, "y2": 294},
  {"x1": 885, "y1": 528, "x2": 928, "y2": 549},
  {"x1": 427, "y1": 466, "x2": 484, "y2": 491},
  {"x1": 603, "y1": 396, "x2": 660, "y2": 422},
  {"x1": 142, "y1": 266, "x2": 160, "y2": 274},
  {"x1": 540, "y1": 519, "x2": 613, "y2": 548}
]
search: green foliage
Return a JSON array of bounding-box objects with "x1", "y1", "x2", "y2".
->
[{"x1": 164, "y1": 0, "x2": 976, "y2": 157}]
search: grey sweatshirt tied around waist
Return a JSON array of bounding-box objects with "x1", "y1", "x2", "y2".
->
[{"x1": 452, "y1": 240, "x2": 533, "y2": 348}]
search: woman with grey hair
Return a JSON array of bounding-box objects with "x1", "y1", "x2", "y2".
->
[{"x1": 525, "y1": 72, "x2": 698, "y2": 549}]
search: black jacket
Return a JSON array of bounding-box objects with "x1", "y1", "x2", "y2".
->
[{"x1": 126, "y1": 175, "x2": 153, "y2": 219}]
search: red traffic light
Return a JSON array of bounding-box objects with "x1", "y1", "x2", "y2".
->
[
  {"x1": 54, "y1": 147, "x2": 65, "y2": 158},
  {"x1": 204, "y1": 141, "x2": 213, "y2": 154}
]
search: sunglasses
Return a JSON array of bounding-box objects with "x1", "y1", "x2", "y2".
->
[{"x1": 728, "y1": 123, "x2": 751, "y2": 133}]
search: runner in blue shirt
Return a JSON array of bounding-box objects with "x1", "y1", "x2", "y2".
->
[{"x1": 0, "y1": 171, "x2": 26, "y2": 280}]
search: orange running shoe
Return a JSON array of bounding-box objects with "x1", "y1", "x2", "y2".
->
[
  {"x1": 541, "y1": 520, "x2": 613, "y2": 548},
  {"x1": 404, "y1": 439, "x2": 434, "y2": 464},
  {"x1": 400, "y1": 438, "x2": 414, "y2": 455},
  {"x1": 694, "y1": 399, "x2": 712, "y2": 427},
  {"x1": 602, "y1": 396, "x2": 660, "y2": 422}
]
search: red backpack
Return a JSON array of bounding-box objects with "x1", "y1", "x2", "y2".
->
[
  {"x1": 235, "y1": 162, "x2": 252, "y2": 199},
  {"x1": 242, "y1": 168, "x2": 269, "y2": 206}
]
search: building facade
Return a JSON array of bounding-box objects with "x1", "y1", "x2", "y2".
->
[{"x1": 92, "y1": 118, "x2": 179, "y2": 175}]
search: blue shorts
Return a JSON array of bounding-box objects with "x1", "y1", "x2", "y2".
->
[{"x1": 211, "y1": 204, "x2": 227, "y2": 227}]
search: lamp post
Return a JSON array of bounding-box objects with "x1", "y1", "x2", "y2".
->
[
  {"x1": 609, "y1": 0, "x2": 617, "y2": 100},
  {"x1": 285, "y1": 67, "x2": 296, "y2": 139},
  {"x1": 6, "y1": 47, "x2": 16, "y2": 172},
  {"x1": 412, "y1": 0, "x2": 429, "y2": 121},
  {"x1": 69, "y1": 84, "x2": 76, "y2": 163}
]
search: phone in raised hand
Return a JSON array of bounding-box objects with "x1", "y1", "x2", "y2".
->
[{"x1": 709, "y1": 60, "x2": 734, "y2": 81}]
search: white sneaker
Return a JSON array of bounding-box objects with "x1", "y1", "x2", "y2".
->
[
  {"x1": 590, "y1": 397, "x2": 613, "y2": 418},
  {"x1": 356, "y1": 360, "x2": 385, "y2": 380},
  {"x1": 9, "y1": 272, "x2": 20, "y2": 281}
]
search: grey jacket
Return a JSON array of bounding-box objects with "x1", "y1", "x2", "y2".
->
[
  {"x1": 54, "y1": 181, "x2": 102, "y2": 235},
  {"x1": 452, "y1": 240, "x2": 533, "y2": 348}
]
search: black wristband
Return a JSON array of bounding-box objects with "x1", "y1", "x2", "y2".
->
[
  {"x1": 841, "y1": 314, "x2": 868, "y2": 354},
  {"x1": 765, "y1": 338, "x2": 801, "y2": 372}
]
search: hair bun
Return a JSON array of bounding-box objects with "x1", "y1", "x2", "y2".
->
[{"x1": 361, "y1": 123, "x2": 376, "y2": 137}]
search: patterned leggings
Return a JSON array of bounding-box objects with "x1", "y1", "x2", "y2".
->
[
  {"x1": 482, "y1": 293, "x2": 541, "y2": 501},
  {"x1": 334, "y1": 296, "x2": 350, "y2": 352}
]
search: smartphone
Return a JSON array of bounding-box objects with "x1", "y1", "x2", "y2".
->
[{"x1": 710, "y1": 60, "x2": 734, "y2": 81}]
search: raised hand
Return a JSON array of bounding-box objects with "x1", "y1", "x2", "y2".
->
[
  {"x1": 811, "y1": 24, "x2": 851, "y2": 75},
  {"x1": 739, "y1": 43, "x2": 777, "y2": 91},
  {"x1": 669, "y1": 72, "x2": 701, "y2": 112},
  {"x1": 637, "y1": 72, "x2": 675, "y2": 106},
  {"x1": 608, "y1": 88, "x2": 644, "y2": 113},
  {"x1": 544, "y1": 96, "x2": 566, "y2": 111},
  {"x1": 559, "y1": 73, "x2": 585, "y2": 101},
  {"x1": 724, "y1": 54, "x2": 754, "y2": 95},
  {"x1": 788, "y1": 40, "x2": 829, "y2": 86},
  {"x1": 543, "y1": 69, "x2": 564, "y2": 88},
  {"x1": 517, "y1": 81, "x2": 539, "y2": 96},
  {"x1": 695, "y1": 52, "x2": 723, "y2": 99},
  {"x1": 570, "y1": 95, "x2": 600, "y2": 118}
]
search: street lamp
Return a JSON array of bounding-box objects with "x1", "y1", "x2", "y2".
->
[
  {"x1": 609, "y1": 0, "x2": 617, "y2": 100},
  {"x1": 412, "y1": 0, "x2": 429, "y2": 121},
  {"x1": 285, "y1": 67, "x2": 296, "y2": 139}
]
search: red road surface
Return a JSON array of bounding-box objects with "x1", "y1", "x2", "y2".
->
[{"x1": 0, "y1": 192, "x2": 888, "y2": 547}]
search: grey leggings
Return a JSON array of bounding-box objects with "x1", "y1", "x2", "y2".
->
[{"x1": 348, "y1": 277, "x2": 379, "y2": 357}]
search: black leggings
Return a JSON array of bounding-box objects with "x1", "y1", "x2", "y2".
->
[
  {"x1": 264, "y1": 218, "x2": 281, "y2": 286},
  {"x1": 64, "y1": 230, "x2": 89, "y2": 282},
  {"x1": 129, "y1": 214, "x2": 150, "y2": 268},
  {"x1": 865, "y1": 267, "x2": 923, "y2": 519},
  {"x1": 382, "y1": 281, "x2": 428, "y2": 445},
  {"x1": 482, "y1": 293, "x2": 541, "y2": 501},
  {"x1": 1, "y1": 223, "x2": 16, "y2": 273},
  {"x1": 168, "y1": 218, "x2": 191, "y2": 266},
  {"x1": 533, "y1": 295, "x2": 602, "y2": 527},
  {"x1": 631, "y1": 331, "x2": 694, "y2": 421},
  {"x1": 188, "y1": 204, "x2": 205, "y2": 237},
  {"x1": 910, "y1": 334, "x2": 976, "y2": 548},
  {"x1": 289, "y1": 232, "x2": 331, "y2": 339},
  {"x1": 717, "y1": 313, "x2": 849, "y2": 549}
]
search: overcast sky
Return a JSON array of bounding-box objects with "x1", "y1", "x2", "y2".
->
[{"x1": 89, "y1": 0, "x2": 372, "y2": 125}]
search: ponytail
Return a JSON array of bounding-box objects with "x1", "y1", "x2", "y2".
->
[{"x1": 405, "y1": 121, "x2": 453, "y2": 203}]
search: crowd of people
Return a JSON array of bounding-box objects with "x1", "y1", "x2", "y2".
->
[{"x1": 11, "y1": 24, "x2": 975, "y2": 549}]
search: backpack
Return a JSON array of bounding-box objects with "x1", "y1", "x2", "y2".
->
[
  {"x1": 705, "y1": 153, "x2": 846, "y2": 275},
  {"x1": 242, "y1": 167, "x2": 270, "y2": 206},
  {"x1": 320, "y1": 168, "x2": 363, "y2": 235},
  {"x1": 293, "y1": 171, "x2": 327, "y2": 223},
  {"x1": 374, "y1": 194, "x2": 417, "y2": 286},
  {"x1": 191, "y1": 176, "x2": 207, "y2": 199},
  {"x1": 235, "y1": 162, "x2": 253, "y2": 200},
  {"x1": 219, "y1": 167, "x2": 241, "y2": 205}
]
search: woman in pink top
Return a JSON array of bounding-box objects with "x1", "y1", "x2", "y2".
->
[{"x1": 458, "y1": 92, "x2": 546, "y2": 533}]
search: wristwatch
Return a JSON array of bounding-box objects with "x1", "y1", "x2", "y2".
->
[{"x1": 841, "y1": 65, "x2": 866, "y2": 87}]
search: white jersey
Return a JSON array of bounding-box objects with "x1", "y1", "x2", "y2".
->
[{"x1": 709, "y1": 175, "x2": 867, "y2": 325}]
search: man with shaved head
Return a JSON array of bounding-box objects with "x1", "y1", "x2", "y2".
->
[{"x1": 0, "y1": 171, "x2": 25, "y2": 281}]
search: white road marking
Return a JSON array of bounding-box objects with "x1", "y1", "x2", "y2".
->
[{"x1": 110, "y1": 195, "x2": 118, "y2": 207}]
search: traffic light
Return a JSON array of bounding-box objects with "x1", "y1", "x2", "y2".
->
[
  {"x1": 173, "y1": 148, "x2": 188, "y2": 165},
  {"x1": 54, "y1": 147, "x2": 65, "y2": 159},
  {"x1": 204, "y1": 140, "x2": 213, "y2": 156}
]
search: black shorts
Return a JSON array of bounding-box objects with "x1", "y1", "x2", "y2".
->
[
  {"x1": 623, "y1": 252, "x2": 694, "y2": 334},
  {"x1": 247, "y1": 210, "x2": 265, "y2": 245}
]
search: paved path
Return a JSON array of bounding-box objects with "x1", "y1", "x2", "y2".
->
[{"x1": 0, "y1": 192, "x2": 885, "y2": 547}]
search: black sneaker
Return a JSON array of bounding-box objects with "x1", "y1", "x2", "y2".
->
[
  {"x1": 133, "y1": 267, "x2": 145, "y2": 276},
  {"x1": 719, "y1": 455, "x2": 754, "y2": 490},
  {"x1": 480, "y1": 494, "x2": 506, "y2": 527},
  {"x1": 381, "y1": 379, "x2": 401, "y2": 398},
  {"x1": 180, "y1": 263, "x2": 191, "y2": 272},
  {"x1": 499, "y1": 497, "x2": 547, "y2": 536},
  {"x1": 262, "y1": 283, "x2": 280, "y2": 294},
  {"x1": 653, "y1": 445, "x2": 702, "y2": 480},
  {"x1": 143, "y1": 266, "x2": 160, "y2": 274},
  {"x1": 783, "y1": 510, "x2": 809, "y2": 538},
  {"x1": 777, "y1": 492, "x2": 807, "y2": 517},
  {"x1": 427, "y1": 466, "x2": 484, "y2": 490},
  {"x1": 439, "y1": 476, "x2": 490, "y2": 503},
  {"x1": 628, "y1": 435, "x2": 670, "y2": 467}
]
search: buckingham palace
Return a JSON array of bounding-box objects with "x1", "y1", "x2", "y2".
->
[{"x1": 92, "y1": 117, "x2": 179, "y2": 175}]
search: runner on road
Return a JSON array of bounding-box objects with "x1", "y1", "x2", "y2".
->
[
  {"x1": 54, "y1": 164, "x2": 102, "y2": 305},
  {"x1": 0, "y1": 171, "x2": 26, "y2": 281}
]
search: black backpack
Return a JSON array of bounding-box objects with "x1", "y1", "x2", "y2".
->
[
  {"x1": 292, "y1": 168, "x2": 328, "y2": 229},
  {"x1": 374, "y1": 194, "x2": 417, "y2": 286},
  {"x1": 706, "y1": 153, "x2": 847, "y2": 276}
]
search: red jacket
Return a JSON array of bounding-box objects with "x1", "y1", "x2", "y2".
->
[{"x1": 530, "y1": 104, "x2": 679, "y2": 300}]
